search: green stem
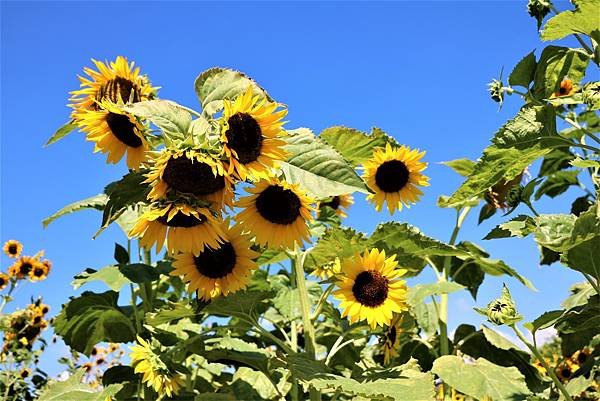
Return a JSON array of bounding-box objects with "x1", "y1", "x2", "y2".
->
[
  {"x1": 512, "y1": 325, "x2": 573, "y2": 401},
  {"x1": 142, "y1": 249, "x2": 153, "y2": 312},
  {"x1": 583, "y1": 273, "x2": 600, "y2": 296},
  {"x1": 130, "y1": 284, "x2": 142, "y2": 333},
  {"x1": 311, "y1": 284, "x2": 335, "y2": 322}
]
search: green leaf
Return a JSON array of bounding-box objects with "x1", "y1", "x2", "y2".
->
[
  {"x1": 280, "y1": 128, "x2": 369, "y2": 198},
  {"x1": 555, "y1": 295, "x2": 600, "y2": 335},
  {"x1": 255, "y1": 248, "x2": 287, "y2": 267},
  {"x1": 38, "y1": 371, "x2": 123, "y2": 401},
  {"x1": 441, "y1": 158, "x2": 476, "y2": 177},
  {"x1": 124, "y1": 100, "x2": 192, "y2": 142},
  {"x1": 113, "y1": 243, "x2": 129, "y2": 264},
  {"x1": 44, "y1": 121, "x2": 78, "y2": 147},
  {"x1": 119, "y1": 263, "x2": 160, "y2": 283},
  {"x1": 145, "y1": 301, "x2": 195, "y2": 326},
  {"x1": 194, "y1": 67, "x2": 271, "y2": 116},
  {"x1": 54, "y1": 291, "x2": 135, "y2": 355},
  {"x1": 42, "y1": 194, "x2": 107, "y2": 229},
  {"x1": 533, "y1": 46, "x2": 590, "y2": 99},
  {"x1": 562, "y1": 282, "x2": 595, "y2": 309},
  {"x1": 481, "y1": 326, "x2": 520, "y2": 351},
  {"x1": 230, "y1": 367, "x2": 286, "y2": 401},
  {"x1": 570, "y1": 157, "x2": 600, "y2": 168},
  {"x1": 541, "y1": 0, "x2": 599, "y2": 41},
  {"x1": 491, "y1": 106, "x2": 557, "y2": 150},
  {"x1": 539, "y1": 147, "x2": 574, "y2": 176},
  {"x1": 203, "y1": 290, "x2": 270, "y2": 321},
  {"x1": 431, "y1": 356, "x2": 530, "y2": 401},
  {"x1": 564, "y1": 235, "x2": 600, "y2": 277},
  {"x1": 412, "y1": 302, "x2": 438, "y2": 336},
  {"x1": 204, "y1": 337, "x2": 274, "y2": 374},
  {"x1": 319, "y1": 126, "x2": 397, "y2": 166},
  {"x1": 533, "y1": 214, "x2": 577, "y2": 252},
  {"x1": 304, "y1": 226, "x2": 370, "y2": 273},
  {"x1": 509, "y1": 51, "x2": 537, "y2": 88},
  {"x1": 534, "y1": 170, "x2": 579, "y2": 199},
  {"x1": 72, "y1": 266, "x2": 130, "y2": 292},
  {"x1": 407, "y1": 282, "x2": 465, "y2": 308},
  {"x1": 483, "y1": 215, "x2": 536, "y2": 240},
  {"x1": 523, "y1": 310, "x2": 564, "y2": 335}
]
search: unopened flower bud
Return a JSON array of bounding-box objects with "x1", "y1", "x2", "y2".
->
[
  {"x1": 475, "y1": 285, "x2": 522, "y2": 326},
  {"x1": 488, "y1": 79, "x2": 505, "y2": 104},
  {"x1": 527, "y1": 0, "x2": 553, "y2": 29}
]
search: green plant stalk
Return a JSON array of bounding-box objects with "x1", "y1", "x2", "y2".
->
[
  {"x1": 511, "y1": 325, "x2": 573, "y2": 401},
  {"x1": 293, "y1": 247, "x2": 321, "y2": 401},
  {"x1": 311, "y1": 283, "x2": 335, "y2": 322},
  {"x1": 583, "y1": 273, "x2": 600, "y2": 297},
  {"x1": 142, "y1": 249, "x2": 154, "y2": 312}
]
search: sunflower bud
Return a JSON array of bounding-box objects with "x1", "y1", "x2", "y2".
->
[
  {"x1": 505, "y1": 185, "x2": 524, "y2": 208},
  {"x1": 474, "y1": 285, "x2": 522, "y2": 326},
  {"x1": 527, "y1": 0, "x2": 552, "y2": 29},
  {"x1": 488, "y1": 79, "x2": 505, "y2": 104},
  {"x1": 582, "y1": 81, "x2": 600, "y2": 110}
]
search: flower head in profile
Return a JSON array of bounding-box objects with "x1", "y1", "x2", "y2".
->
[{"x1": 474, "y1": 284, "x2": 522, "y2": 326}]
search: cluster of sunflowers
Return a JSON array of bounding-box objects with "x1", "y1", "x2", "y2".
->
[
  {"x1": 2, "y1": 298, "x2": 51, "y2": 353},
  {"x1": 62, "y1": 343, "x2": 126, "y2": 389},
  {"x1": 1, "y1": 240, "x2": 52, "y2": 286},
  {"x1": 66, "y1": 56, "x2": 429, "y2": 322}
]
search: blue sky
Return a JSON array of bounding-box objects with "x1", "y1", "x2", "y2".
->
[{"x1": 1, "y1": 1, "x2": 588, "y2": 375}]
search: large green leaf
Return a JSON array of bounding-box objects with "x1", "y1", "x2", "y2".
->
[
  {"x1": 124, "y1": 99, "x2": 192, "y2": 143},
  {"x1": 509, "y1": 51, "x2": 537, "y2": 88},
  {"x1": 230, "y1": 367, "x2": 287, "y2": 400},
  {"x1": 145, "y1": 301, "x2": 195, "y2": 326},
  {"x1": 72, "y1": 266, "x2": 130, "y2": 292},
  {"x1": 533, "y1": 46, "x2": 590, "y2": 99},
  {"x1": 407, "y1": 282, "x2": 465, "y2": 307},
  {"x1": 37, "y1": 371, "x2": 123, "y2": 401},
  {"x1": 304, "y1": 227, "x2": 369, "y2": 272},
  {"x1": 54, "y1": 291, "x2": 135, "y2": 355},
  {"x1": 44, "y1": 121, "x2": 78, "y2": 147},
  {"x1": 194, "y1": 67, "x2": 271, "y2": 116},
  {"x1": 43, "y1": 194, "x2": 107, "y2": 228},
  {"x1": 441, "y1": 158, "x2": 476, "y2": 177},
  {"x1": 533, "y1": 214, "x2": 577, "y2": 252},
  {"x1": 431, "y1": 356, "x2": 531, "y2": 401},
  {"x1": 203, "y1": 290, "x2": 270, "y2": 321},
  {"x1": 541, "y1": 0, "x2": 599, "y2": 41},
  {"x1": 280, "y1": 128, "x2": 369, "y2": 198},
  {"x1": 534, "y1": 170, "x2": 580, "y2": 199},
  {"x1": 491, "y1": 106, "x2": 557, "y2": 150},
  {"x1": 319, "y1": 126, "x2": 396, "y2": 166},
  {"x1": 204, "y1": 336, "x2": 274, "y2": 374},
  {"x1": 484, "y1": 215, "x2": 536, "y2": 240},
  {"x1": 555, "y1": 296, "x2": 600, "y2": 335}
]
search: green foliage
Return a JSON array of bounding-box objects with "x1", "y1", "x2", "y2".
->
[
  {"x1": 42, "y1": 194, "x2": 107, "y2": 228},
  {"x1": 44, "y1": 121, "x2": 78, "y2": 147},
  {"x1": 541, "y1": 0, "x2": 599, "y2": 41},
  {"x1": 441, "y1": 158, "x2": 476, "y2": 177},
  {"x1": 533, "y1": 46, "x2": 590, "y2": 99},
  {"x1": 319, "y1": 126, "x2": 398, "y2": 166},
  {"x1": 124, "y1": 100, "x2": 192, "y2": 144},
  {"x1": 72, "y1": 266, "x2": 130, "y2": 292},
  {"x1": 37, "y1": 371, "x2": 123, "y2": 401},
  {"x1": 509, "y1": 51, "x2": 537, "y2": 88}
]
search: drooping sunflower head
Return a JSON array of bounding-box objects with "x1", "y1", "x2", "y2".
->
[
  {"x1": 379, "y1": 313, "x2": 409, "y2": 365},
  {"x1": 172, "y1": 222, "x2": 258, "y2": 301},
  {"x1": 317, "y1": 194, "x2": 354, "y2": 219},
  {"x1": 3, "y1": 240, "x2": 22, "y2": 258},
  {"x1": 484, "y1": 172, "x2": 524, "y2": 210},
  {"x1": 235, "y1": 177, "x2": 315, "y2": 249},
  {"x1": 220, "y1": 87, "x2": 288, "y2": 181},
  {"x1": 363, "y1": 143, "x2": 429, "y2": 214},
  {"x1": 70, "y1": 56, "x2": 157, "y2": 115},
  {"x1": 8, "y1": 256, "x2": 41, "y2": 280},
  {"x1": 334, "y1": 248, "x2": 409, "y2": 329},
  {"x1": 145, "y1": 149, "x2": 234, "y2": 209},
  {"x1": 128, "y1": 201, "x2": 226, "y2": 255},
  {"x1": 554, "y1": 77, "x2": 576, "y2": 98},
  {"x1": 76, "y1": 99, "x2": 150, "y2": 170},
  {"x1": 0, "y1": 272, "x2": 9, "y2": 290},
  {"x1": 130, "y1": 336, "x2": 184, "y2": 398}
]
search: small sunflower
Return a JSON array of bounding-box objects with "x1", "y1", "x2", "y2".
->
[
  {"x1": 317, "y1": 194, "x2": 354, "y2": 218},
  {"x1": 556, "y1": 360, "x2": 577, "y2": 382},
  {"x1": 451, "y1": 389, "x2": 466, "y2": 401},
  {"x1": 172, "y1": 223, "x2": 258, "y2": 301},
  {"x1": 19, "y1": 368, "x2": 31, "y2": 379},
  {"x1": 28, "y1": 262, "x2": 49, "y2": 282},
  {"x1": 363, "y1": 143, "x2": 429, "y2": 214},
  {"x1": 333, "y1": 248, "x2": 409, "y2": 329},
  {"x1": 76, "y1": 99, "x2": 149, "y2": 170},
  {"x1": 3, "y1": 240, "x2": 22, "y2": 258},
  {"x1": 0, "y1": 273, "x2": 9, "y2": 290},
  {"x1": 220, "y1": 87, "x2": 288, "y2": 181},
  {"x1": 145, "y1": 149, "x2": 234, "y2": 209},
  {"x1": 311, "y1": 257, "x2": 341, "y2": 280},
  {"x1": 129, "y1": 202, "x2": 226, "y2": 255},
  {"x1": 553, "y1": 77, "x2": 576, "y2": 98},
  {"x1": 571, "y1": 347, "x2": 592, "y2": 366},
  {"x1": 235, "y1": 177, "x2": 315, "y2": 249},
  {"x1": 130, "y1": 336, "x2": 184, "y2": 398},
  {"x1": 380, "y1": 314, "x2": 405, "y2": 365},
  {"x1": 8, "y1": 256, "x2": 41, "y2": 280}
]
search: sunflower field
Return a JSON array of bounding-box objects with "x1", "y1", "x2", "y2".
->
[{"x1": 1, "y1": 1, "x2": 599, "y2": 400}]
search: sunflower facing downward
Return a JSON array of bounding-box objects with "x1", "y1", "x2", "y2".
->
[
  {"x1": 380, "y1": 314, "x2": 404, "y2": 365},
  {"x1": 3, "y1": 240, "x2": 22, "y2": 258},
  {"x1": 172, "y1": 223, "x2": 258, "y2": 301},
  {"x1": 220, "y1": 87, "x2": 288, "y2": 181},
  {"x1": 145, "y1": 150, "x2": 234, "y2": 209},
  {"x1": 235, "y1": 177, "x2": 315, "y2": 249},
  {"x1": 128, "y1": 202, "x2": 226, "y2": 255},
  {"x1": 334, "y1": 248, "x2": 409, "y2": 329},
  {"x1": 363, "y1": 143, "x2": 429, "y2": 214},
  {"x1": 76, "y1": 99, "x2": 150, "y2": 170},
  {"x1": 317, "y1": 194, "x2": 354, "y2": 219},
  {"x1": 553, "y1": 77, "x2": 576, "y2": 98}
]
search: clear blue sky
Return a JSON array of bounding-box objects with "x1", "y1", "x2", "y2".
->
[{"x1": 1, "y1": 1, "x2": 586, "y2": 375}]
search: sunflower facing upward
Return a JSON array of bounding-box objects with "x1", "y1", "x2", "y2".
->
[
  {"x1": 145, "y1": 149, "x2": 234, "y2": 209},
  {"x1": 128, "y1": 202, "x2": 226, "y2": 255},
  {"x1": 3, "y1": 240, "x2": 22, "y2": 258},
  {"x1": 334, "y1": 248, "x2": 409, "y2": 329},
  {"x1": 172, "y1": 222, "x2": 258, "y2": 301},
  {"x1": 220, "y1": 87, "x2": 288, "y2": 181},
  {"x1": 235, "y1": 177, "x2": 315, "y2": 249},
  {"x1": 363, "y1": 143, "x2": 429, "y2": 214}
]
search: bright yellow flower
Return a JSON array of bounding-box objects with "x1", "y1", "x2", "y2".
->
[
  {"x1": 2, "y1": 240, "x2": 22, "y2": 258},
  {"x1": 317, "y1": 194, "x2": 354, "y2": 219}
]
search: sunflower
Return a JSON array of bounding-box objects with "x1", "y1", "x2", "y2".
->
[
  {"x1": 28, "y1": 262, "x2": 49, "y2": 282},
  {"x1": 317, "y1": 194, "x2": 354, "y2": 218},
  {"x1": 451, "y1": 389, "x2": 466, "y2": 401},
  {"x1": 19, "y1": 368, "x2": 31, "y2": 379},
  {"x1": 220, "y1": 87, "x2": 288, "y2": 181},
  {"x1": 556, "y1": 360, "x2": 577, "y2": 382},
  {"x1": 145, "y1": 149, "x2": 234, "y2": 209},
  {"x1": 129, "y1": 202, "x2": 226, "y2": 255},
  {"x1": 553, "y1": 77, "x2": 576, "y2": 98},
  {"x1": 311, "y1": 257, "x2": 341, "y2": 280},
  {"x1": 571, "y1": 347, "x2": 592, "y2": 366},
  {"x1": 172, "y1": 223, "x2": 258, "y2": 300},
  {"x1": 8, "y1": 256, "x2": 41, "y2": 280},
  {"x1": 363, "y1": 143, "x2": 429, "y2": 214},
  {"x1": 76, "y1": 99, "x2": 150, "y2": 170},
  {"x1": 235, "y1": 177, "x2": 315, "y2": 249},
  {"x1": 0, "y1": 273, "x2": 9, "y2": 290},
  {"x1": 3, "y1": 240, "x2": 22, "y2": 258},
  {"x1": 333, "y1": 248, "x2": 409, "y2": 329},
  {"x1": 130, "y1": 336, "x2": 184, "y2": 398},
  {"x1": 380, "y1": 313, "x2": 405, "y2": 365}
]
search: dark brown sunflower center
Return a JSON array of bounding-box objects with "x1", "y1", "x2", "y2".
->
[
  {"x1": 157, "y1": 211, "x2": 206, "y2": 228},
  {"x1": 97, "y1": 77, "x2": 141, "y2": 105},
  {"x1": 19, "y1": 262, "x2": 33, "y2": 275},
  {"x1": 577, "y1": 352, "x2": 588, "y2": 365},
  {"x1": 193, "y1": 242, "x2": 237, "y2": 279},
  {"x1": 8, "y1": 244, "x2": 17, "y2": 254},
  {"x1": 352, "y1": 270, "x2": 389, "y2": 307},
  {"x1": 163, "y1": 156, "x2": 225, "y2": 195},
  {"x1": 560, "y1": 368, "x2": 572, "y2": 379},
  {"x1": 106, "y1": 112, "x2": 143, "y2": 148},
  {"x1": 225, "y1": 112, "x2": 263, "y2": 164},
  {"x1": 0, "y1": 277, "x2": 6, "y2": 286},
  {"x1": 322, "y1": 196, "x2": 341, "y2": 210},
  {"x1": 255, "y1": 185, "x2": 301, "y2": 225},
  {"x1": 388, "y1": 325, "x2": 397, "y2": 344},
  {"x1": 33, "y1": 267, "x2": 45, "y2": 277},
  {"x1": 375, "y1": 160, "x2": 409, "y2": 193}
]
